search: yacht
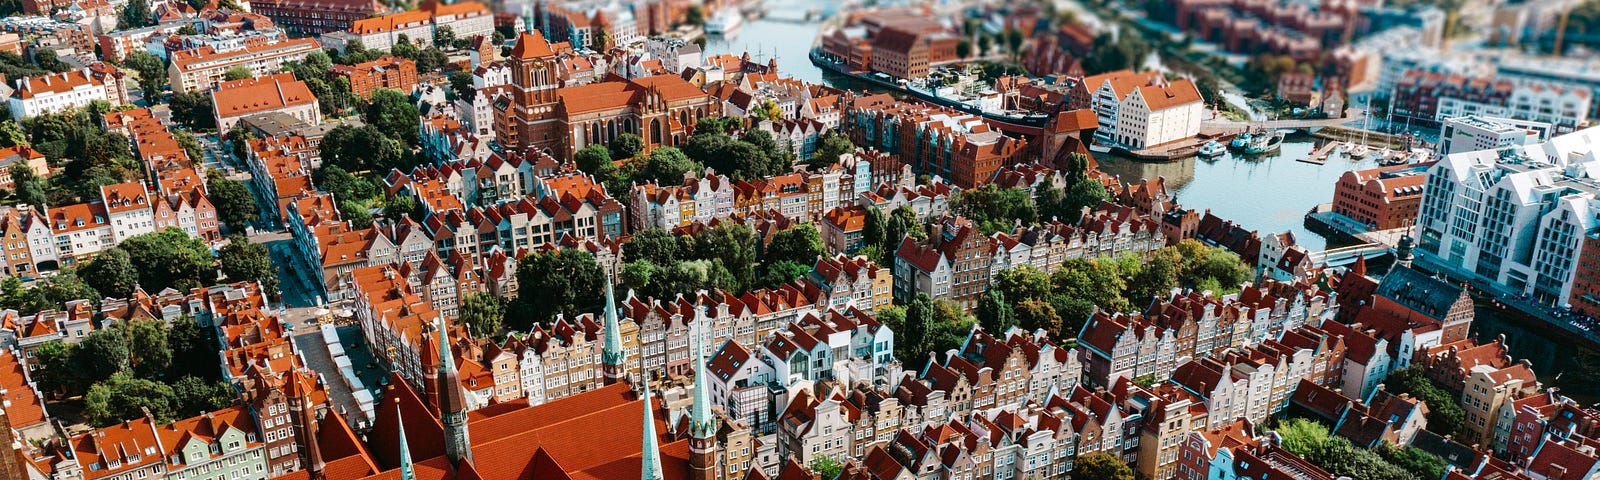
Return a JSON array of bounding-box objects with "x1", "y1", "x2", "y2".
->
[{"x1": 1349, "y1": 144, "x2": 1370, "y2": 158}]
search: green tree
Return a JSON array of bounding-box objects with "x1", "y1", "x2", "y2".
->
[
  {"x1": 757, "y1": 260, "x2": 811, "y2": 290},
  {"x1": 228, "y1": 121, "x2": 256, "y2": 162},
  {"x1": 447, "y1": 70, "x2": 474, "y2": 100},
  {"x1": 685, "y1": 5, "x2": 705, "y2": 25},
  {"x1": 169, "y1": 91, "x2": 216, "y2": 130},
  {"x1": 124, "y1": 319, "x2": 171, "y2": 379},
  {"x1": 514, "y1": 249, "x2": 604, "y2": 327},
  {"x1": 954, "y1": 184, "x2": 1038, "y2": 234},
  {"x1": 320, "y1": 124, "x2": 405, "y2": 173},
  {"x1": 459, "y1": 292, "x2": 506, "y2": 338},
  {"x1": 1015, "y1": 299, "x2": 1062, "y2": 338},
  {"x1": 862, "y1": 207, "x2": 886, "y2": 250},
  {"x1": 575, "y1": 144, "x2": 614, "y2": 177},
  {"x1": 900, "y1": 293, "x2": 935, "y2": 366},
  {"x1": 1127, "y1": 247, "x2": 1181, "y2": 304},
  {"x1": 764, "y1": 224, "x2": 823, "y2": 267},
  {"x1": 223, "y1": 65, "x2": 253, "y2": 81},
  {"x1": 641, "y1": 146, "x2": 697, "y2": 184},
  {"x1": 206, "y1": 170, "x2": 257, "y2": 233},
  {"x1": 79, "y1": 328, "x2": 132, "y2": 382},
  {"x1": 124, "y1": 51, "x2": 166, "y2": 102},
  {"x1": 695, "y1": 222, "x2": 757, "y2": 292},
  {"x1": 340, "y1": 200, "x2": 373, "y2": 229},
  {"x1": 174, "y1": 130, "x2": 203, "y2": 165},
  {"x1": 977, "y1": 288, "x2": 1015, "y2": 334},
  {"x1": 33, "y1": 341, "x2": 83, "y2": 394},
  {"x1": 1385, "y1": 366, "x2": 1467, "y2": 437},
  {"x1": 1375, "y1": 444, "x2": 1447, "y2": 480},
  {"x1": 808, "y1": 130, "x2": 854, "y2": 170},
  {"x1": 1072, "y1": 453, "x2": 1134, "y2": 480},
  {"x1": 385, "y1": 194, "x2": 423, "y2": 222},
  {"x1": 79, "y1": 248, "x2": 138, "y2": 299},
  {"x1": 219, "y1": 236, "x2": 277, "y2": 294},
  {"x1": 994, "y1": 266, "x2": 1051, "y2": 302},
  {"x1": 171, "y1": 375, "x2": 232, "y2": 416},
  {"x1": 119, "y1": 0, "x2": 152, "y2": 28},
  {"x1": 434, "y1": 24, "x2": 456, "y2": 47},
  {"x1": 957, "y1": 39, "x2": 973, "y2": 59},
  {"x1": 365, "y1": 89, "x2": 422, "y2": 146},
  {"x1": 624, "y1": 228, "x2": 680, "y2": 266},
  {"x1": 620, "y1": 260, "x2": 657, "y2": 294},
  {"x1": 167, "y1": 318, "x2": 220, "y2": 380},
  {"x1": 881, "y1": 205, "x2": 924, "y2": 264},
  {"x1": 314, "y1": 164, "x2": 377, "y2": 203},
  {"x1": 392, "y1": 35, "x2": 421, "y2": 60},
  {"x1": 609, "y1": 133, "x2": 644, "y2": 160},
  {"x1": 84, "y1": 373, "x2": 177, "y2": 427},
  {"x1": 809, "y1": 455, "x2": 841, "y2": 479},
  {"x1": 118, "y1": 228, "x2": 216, "y2": 292},
  {"x1": 0, "y1": 120, "x2": 27, "y2": 148}
]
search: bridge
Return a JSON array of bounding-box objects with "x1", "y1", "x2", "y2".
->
[{"x1": 1309, "y1": 243, "x2": 1391, "y2": 268}]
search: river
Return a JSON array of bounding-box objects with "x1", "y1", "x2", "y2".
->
[
  {"x1": 1472, "y1": 303, "x2": 1600, "y2": 406},
  {"x1": 703, "y1": 1, "x2": 845, "y2": 85}
]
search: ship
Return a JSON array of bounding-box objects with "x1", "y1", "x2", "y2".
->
[
  {"x1": 706, "y1": 7, "x2": 742, "y2": 36},
  {"x1": 1243, "y1": 130, "x2": 1285, "y2": 155}
]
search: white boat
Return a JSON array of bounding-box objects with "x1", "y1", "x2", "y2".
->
[
  {"x1": 1376, "y1": 148, "x2": 1392, "y2": 160},
  {"x1": 705, "y1": 7, "x2": 742, "y2": 36},
  {"x1": 1198, "y1": 141, "x2": 1225, "y2": 157},
  {"x1": 1335, "y1": 142, "x2": 1350, "y2": 154},
  {"x1": 1349, "y1": 144, "x2": 1370, "y2": 158}
]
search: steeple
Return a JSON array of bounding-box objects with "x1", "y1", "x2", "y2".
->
[
  {"x1": 396, "y1": 405, "x2": 415, "y2": 480},
  {"x1": 603, "y1": 274, "x2": 627, "y2": 385},
  {"x1": 435, "y1": 317, "x2": 474, "y2": 465},
  {"x1": 640, "y1": 363, "x2": 664, "y2": 480},
  {"x1": 687, "y1": 304, "x2": 717, "y2": 480},
  {"x1": 1351, "y1": 254, "x2": 1367, "y2": 278},
  {"x1": 289, "y1": 371, "x2": 325, "y2": 477}
]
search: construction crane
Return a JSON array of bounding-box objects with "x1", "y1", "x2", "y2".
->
[{"x1": 1555, "y1": 7, "x2": 1573, "y2": 55}]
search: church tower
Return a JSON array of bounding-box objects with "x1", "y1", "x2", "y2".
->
[
  {"x1": 640, "y1": 364, "x2": 664, "y2": 480},
  {"x1": 687, "y1": 305, "x2": 718, "y2": 480},
  {"x1": 603, "y1": 276, "x2": 627, "y2": 385},
  {"x1": 396, "y1": 406, "x2": 416, "y2": 480},
  {"x1": 435, "y1": 317, "x2": 474, "y2": 465}
]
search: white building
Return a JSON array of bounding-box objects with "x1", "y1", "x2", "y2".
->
[
  {"x1": 322, "y1": 1, "x2": 493, "y2": 52},
  {"x1": 100, "y1": 181, "x2": 156, "y2": 242},
  {"x1": 646, "y1": 37, "x2": 702, "y2": 75},
  {"x1": 1113, "y1": 79, "x2": 1205, "y2": 149},
  {"x1": 1417, "y1": 125, "x2": 1600, "y2": 308},
  {"x1": 1438, "y1": 115, "x2": 1548, "y2": 155},
  {"x1": 7, "y1": 67, "x2": 127, "y2": 121},
  {"x1": 1434, "y1": 82, "x2": 1591, "y2": 131},
  {"x1": 167, "y1": 37, "x2": 320, "y2": 93}
]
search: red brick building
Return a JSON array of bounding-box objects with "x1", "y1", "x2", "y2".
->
[
  {"x1": 1391, "y1": 70, "x2": 1514, "y2": 128},
  {"x1": 1575, "y1": 231, "x2": 1600, "y2": 318},
  {"x1": 331, "y1": 56, "x2": 419, "y2": 98},
  {"x1": 249, "y1": 0, "x2": 386, "y2": 35},
  {"x1": 1330, "y1": 163, "x2": 1430, "y2": 230},
  {"x1": 868, "y1": 25, "x2": 959, "y2": 80},
  {"x1": 841, "y1": 97, "x2": 1027, "y2": 189}
]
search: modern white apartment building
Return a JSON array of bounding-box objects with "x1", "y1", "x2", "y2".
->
[
  {"x1": 7, "y1": 67, "x2": 127, "y2": 120},
  {"x1": 1438, "y1": 115, "x2": 1548, "y2": 156},
  {"x1": 1417, "y1": 126, "x2": 1600, "y2": 307}
]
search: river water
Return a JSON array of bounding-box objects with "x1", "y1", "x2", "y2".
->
[{"x1": 707, "y1": 4, "x2": 1600, "y2": 399}]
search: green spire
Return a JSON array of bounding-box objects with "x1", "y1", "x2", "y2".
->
[
  {"x1": 603, "y1": 276, "x2": 625, "y2": 366},
  {"x1": 640, "y1": 367, "x2": 664, "y2": 480},
  {"x1": 397, "y1": 406, "x2": 415, "y2": 480},
  {"x1": 688, "y1": 306, "x2": 715, "y2": 440}
]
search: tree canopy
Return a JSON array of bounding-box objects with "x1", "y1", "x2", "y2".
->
[
  {"x1": 513, "y1": 249, "x2": 605, "y2": 327},
  {"x1": 117, "y1": 228, "x2": 217, "y2": 292},
  {"x1": 219, "y1": 236, "x2": 278, "y2": 294},
  {"x1": 459, "y1": 292, "x2": 507, "y2": 338}
]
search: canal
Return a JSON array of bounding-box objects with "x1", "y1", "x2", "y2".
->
[
  {"x1": 1096, "y1": 135, "x2": 1379, "y2": 252},
  {"x1": 703, "y1": 1, "x2": 844, "y2": 85},
  {"x1": 1472, "y1": 303, "x2": 1600, "y2": 406}
]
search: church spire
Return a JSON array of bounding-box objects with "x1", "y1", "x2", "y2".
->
[
  {"x1": 435, "y1": 317, "x2": 473, "y2": 465},
  {"x1": 640, "y1": 361, "x2": 664, "y2": 480},
  {"x1": 687, "y1": 304, "x2": 717, "y2": 480},
  {"x1": 396, "y1": 405, "x2": 415, "y2": 480},
  {"x1": 603, "y1": 273, "x2": 627, "y2": 385}
]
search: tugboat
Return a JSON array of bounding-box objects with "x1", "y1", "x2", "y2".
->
[
  {"x1": 1243, "y1": 130, "x2": 1285, "y2": 155},
  {"x1": 1198, "y1": 140, "x2": 1226, "y2": 158}
]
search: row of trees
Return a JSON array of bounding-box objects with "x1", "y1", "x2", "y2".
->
[
  {"x1": 1277, "y1": 418, "x2": 1446, "y2": 480},
  {"x1": 10, "y1": 105, "x2": 143, "y2": 207},
  {"x1": 951, "y1": 153, "x2": 1108, "y2": 235},
  {"x1": 35, "y1": 317, "x2": 232, "y2": 427},
  {"x1": 974, "y1": 239, "x2": 1253, "y2": 342},
  {"x1": 879, "y1": 294, "x2": 976, "y2": 369}
]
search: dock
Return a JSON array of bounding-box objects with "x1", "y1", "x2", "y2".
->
[{"x1": 1297, "y1": 142, "x2": 1340, "y2": 165}]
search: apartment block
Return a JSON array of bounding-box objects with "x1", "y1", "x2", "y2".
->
[{"x1": 168, "y1": 37, "x2": 320, "y2": 93}]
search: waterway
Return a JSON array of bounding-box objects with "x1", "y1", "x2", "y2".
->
[
  {"x1": 703, "y1": 1, "x2": 845, "y2": 85},
  {"x1": 1096, "y1": 135, "x2": 1378, "y2": 252},
  {"x1": 1472, "y1": 303, "x2": 1600, "y2": 406}
]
